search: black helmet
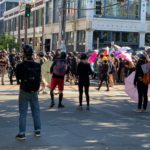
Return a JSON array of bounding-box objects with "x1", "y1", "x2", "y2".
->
[
  {"x1": 80, "y1": 53, "x2": 87, "y2": 60},
  {"x1": 60, "y1": 52, "x2": 66, "y2": 59},
  {"x1": 23, "y1": 45, "x2": 33, "y2": 57}
]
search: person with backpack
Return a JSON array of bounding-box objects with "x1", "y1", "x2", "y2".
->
[
  {"x1": 15, "y1": 45, "x2": 41, "y2": 140},
  {"x1": 49, "y1": 52, "x2": 68, "y2": 108}
]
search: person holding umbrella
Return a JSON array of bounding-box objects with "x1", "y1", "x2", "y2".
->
[{"x1": 134, "y1": 55, "x2": 148, "y2": 112}]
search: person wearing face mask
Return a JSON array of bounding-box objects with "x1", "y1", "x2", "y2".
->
[
  {"x1": 134, "y1": 55, "x2": 148, "y2": 112},
  {"x1": 77, "y1": 53, "x2": 93, "y2": 111}
]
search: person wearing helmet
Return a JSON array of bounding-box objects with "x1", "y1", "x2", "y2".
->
[
  {"x1": 15, "y1": 45, "x2": 41, "y2": 140},
  {"x1": 96, "y1": 56, "x2": 109, "y2": 91}
]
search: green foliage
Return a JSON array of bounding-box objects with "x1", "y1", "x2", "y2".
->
[{"x1": 0, "y1": 34, "x2": 19, "y2": 52}]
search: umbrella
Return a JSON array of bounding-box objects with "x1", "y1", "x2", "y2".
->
[
  {"x1": 112, "y1": 44, "x2": 121, "y2": 50},
  {"x1": 115, "y1": 51, "x2": 132, "y2": 62},
  {"x1": 125, "y1": 71, "x2": 150, "y2": 102},
  {"x1": 88, "y1": 51, "x2": 99, "y2": 64},
  {"x1": 119, "y1": 47, "x2": 131, "y2": 52}
]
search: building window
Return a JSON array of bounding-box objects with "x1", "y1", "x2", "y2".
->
[
  {"x1": 20, "y1": 15, "x2": 24, "y2": 30},
  {"x1": 66, "y1": 0, "x2": 75, "y2": 20},
  {"x1": 66, "y1": 32, "x2": 74, "y2": 51},
  {"x1": 146, "y1": 1, "x2": 150, "y2": 20},
  {"x1": 28, "y1": 12, "x2": 33, "y2": 28},
  {"x1": 36, "y1": 9, "x2": 43, "y2": 27},
  {"x1": 95, "y1": 0, "x2": 140, "y2": 20},
  {"x1": 145, "y1": 33, "x2": 150, "y2": 45},
  {"x1": 53, "y1": 0, "x2": 61, "y2": 23},
  {"x1": 46, "y1": 0, "x2": 52, "y2": 24},
  {"x1": 78, "y1": 0, "x2": 86, "y2": 18},
  {"x1": 93, "y1": 30, "x2": 139, "y2": 49},
  {"x1": 52, "y1": 33, "x2": 58, "y2": 50},
  {"x1": 6, "y1": 2, "x2": 18, "y2": 11}
]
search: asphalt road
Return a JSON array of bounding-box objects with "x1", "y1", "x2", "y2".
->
[{"x1": 0, "y1": 80, "x2": 150, "y2": 150}]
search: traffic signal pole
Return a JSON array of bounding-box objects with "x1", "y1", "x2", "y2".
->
[
  {"x1": 24, "y1": 4, "x2": 31, "y2": 45},
  {"x1": 24, "y1": 17, "x2": 28, "y2": 45}
]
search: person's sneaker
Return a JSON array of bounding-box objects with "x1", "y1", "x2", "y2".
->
[
  {"x1": 58, "y1": 104, "x2": 65, "y2": 108},
  {"x1": 16, "y1": 134, "x2": 26, "y2": 140},
  {"x1": 35, "y1": 131, "x2": 41, "y2": 137}
]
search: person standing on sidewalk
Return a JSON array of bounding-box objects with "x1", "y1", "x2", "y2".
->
[
  {"x1": 96, "y1": 56, "x2": 109, "y2": 91},
  {"x1": 15, "y1": 45, "x2": 41, "y2": 140},
  {"x1": 77, "y1": 53, "x2": 93, "y2": 110},
  {"x1": 134, "y1": 55, "x2": 148, "y2": 112},
  {"x1": 49, "y1": 52, "x2": 68, "y2": 108},
  {"x1": 0, "y1": 50, "x2": 8, "y2": 85}
]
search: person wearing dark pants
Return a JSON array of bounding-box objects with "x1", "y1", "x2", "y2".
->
[
  {"x1": 77, "y1": 53, "x2": 93, "y2": 111},
  {"x1": 79, "y1": 86, "x2": 90, "y2": 108},
  {"x1": 134, "y1": 55, "x2": 148, "y2": 112},
  {"x1": 137, "y1": 83, "x2": 148, "y2": 111},
  {"x1": 97, "y1": 56, "x2": 109, "y2": 91},
  {"x1": 15, "y1": 45, "x2": 41, "y2": 140}
]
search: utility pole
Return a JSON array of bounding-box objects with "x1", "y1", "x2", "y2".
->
[
  {"x1": 24, "y1": 4, "x2": 31, "y2": 45},
  {"x1": 58, "y1": 0, "x2": 67, "y2": 52},
  {"x1": 33, "y1": 2, "x2": 36, "y2": 50},
  {"x1": 18, "y1": 15, "x2": 21, "y2": 51},
  {"x1": 41, "y1": 0, "x2": 45, "y2": 52},
  {"x1": 24, "y1": 16, "x2": 28, "y2": 45}
]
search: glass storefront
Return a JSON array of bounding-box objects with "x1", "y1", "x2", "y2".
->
[
  {"x1": 95, "y1": 0, "x2": 140, "y2": 20},
  {"x1": 145, "y1": 33, "x2": 150, "y2": 46},
  {"x1": 93, "y1": 30, "x2": 139, "y2": 49}
]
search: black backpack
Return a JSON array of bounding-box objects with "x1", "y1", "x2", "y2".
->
[{"x1": 21, "y1": 62, "x2": 41, "y2": 92}]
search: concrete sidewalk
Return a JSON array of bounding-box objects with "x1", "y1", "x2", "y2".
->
[{"x1": 0, "y1": 84, "x2": 150, "y2": 150}]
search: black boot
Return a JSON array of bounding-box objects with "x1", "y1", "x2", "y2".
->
[
  {"x1": 49, "y1": 91, "x2": 55, "y2": 108},
  {"x1": 58, "y1": 93, "x2": 64, "y2": 108}
]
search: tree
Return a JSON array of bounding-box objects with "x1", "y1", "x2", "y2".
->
[{"x1": 0, "y1": 34, "x2": 19, "y2": 52}]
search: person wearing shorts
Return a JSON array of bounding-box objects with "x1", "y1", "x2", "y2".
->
[{"x1": 49, "y1": 52, "x2": 68, "y2": 108}]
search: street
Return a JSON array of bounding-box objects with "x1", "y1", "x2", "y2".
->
[{"x1": 0, "y1": 79, "x2": 150, "y2": 150}]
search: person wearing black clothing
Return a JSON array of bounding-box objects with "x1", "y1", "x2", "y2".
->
[
  {"x1": 15, "y1": 45, "x2": 41, "y2": 140},
  {"x1": 134, "y1": 55, "x2": 148, "y2": 112},
  {"x1": 77, "y1": 53, "x2": 93, "y2": 110},
  {"x1": 97, "y1": 56, "x2": 109, "y2": 91}
]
